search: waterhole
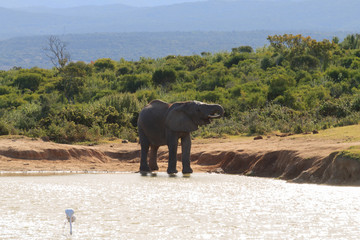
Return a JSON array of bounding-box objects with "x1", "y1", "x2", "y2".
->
[{"x1": 0, "y1": 173, "x2": 359, "y2": 239}]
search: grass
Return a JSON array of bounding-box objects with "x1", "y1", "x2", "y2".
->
[
  {"x1": 287, "y1": 124, "x2": 360, "y2": 142},
  {"x1": 336, "y1": 146, "x2": 360, "y2": 162},
  {"x1": 283, "y1": 124, "x2": 360, "y2": 162}
]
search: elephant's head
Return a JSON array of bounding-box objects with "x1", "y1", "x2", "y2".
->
[{"x1": 165, "y1": 101, "x2": 224, "y2": 132}]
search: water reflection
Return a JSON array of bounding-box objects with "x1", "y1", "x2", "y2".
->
[{"x1": 0, "y1": 173, "x2": 359, "y2": 239}]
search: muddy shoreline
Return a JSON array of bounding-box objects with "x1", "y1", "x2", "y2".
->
[{"x1": 1, "y1": 135, "x2": 360, "y2": 185}]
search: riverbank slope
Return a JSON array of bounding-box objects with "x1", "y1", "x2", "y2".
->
[{"x1": 1, "y1": 125, "x2": 360, "y2": 185}]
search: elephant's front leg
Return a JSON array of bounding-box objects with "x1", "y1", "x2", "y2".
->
[
  {"x1": 149, "y1": 145, "x2": 159, "y2": 171},
  {"x1": 167, "y1": 132, "x2": 179, "y2": 174},
  {"x1": 139, "y1": 128, "x2": 151, "y2": 173},
  {"x1": 181, "y1": 134, "x2": 193, "y2": 174}
]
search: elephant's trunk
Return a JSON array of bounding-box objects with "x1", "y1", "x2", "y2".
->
[{"x1": 208, "y1": 104, "x2": 224, "y2": 119}]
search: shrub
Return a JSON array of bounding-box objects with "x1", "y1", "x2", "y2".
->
[
  {"x1": 59, "y1": 105, "x2": 95, "y2": 127},
  {"x1": 119, "y1": 74, "x2": 151, "y2": 93},
  {"x1": 0, "y1": 94, "x2": 26, "y2": 108},
  {"x1": 0, "y1": 120, "x2": 10, "y2": 135},
  {"x1": 152, "y1": 68, "x2": 177, "y2": 87},
  {"x1": 0, "y1": 86, "x2": 12, "y2": 95},
  {"x1": 47, "y1": 121, "x2": 100, "y2": 143},
  {"x1": 290, "y1": 55, "x2": 320, "y2": 71},
  {"x1": 326, "y1": 66, "x2": 351, "y2": 83},
  {"x1": 118, "y1": 127, "x2": 138, "y2": 142},
  {"x1": 224, "y1": 54, "x2": 248, "y2": 68},
  {"x1": 135, "y1": 89, "x2": 159, "y2": 102},
  {"x1": 268, "y1": 74, "x2": 296, "y2": 101},
  {"x1": 335, "y1": 113, "x2": 360, "y2": 127},
  {"x1": 340, "y1": 57, "x2": 355, "y2": 68},
  {"x1": 6, "y1": 103, "x2": 42, "y2": 130},
  {"x1": 94, "y1": 58, "x2": 115, "y2": 72},
  {"x1": 232, "y1": 46, "x2": 253, "y2": 53},
  {"x1": 197, "y1": 91, "x2": 223, "y2": 103},
  {"x1": 13, "y1": 73, "x2": 42, "y2": 91},
  {"x1": 99, "y1": 70, "x2": 116, "y2": 81},
  {"x1": 260, "y1": 57, "x2": 273, "y2": 70},
  {"x1": 318, "y1": 100, "x2": 350, "y2": 118},
  {"x1": 351, "y1": 95, "x2": 360, "y2": 111},
  {"x1": 96, "y1": 93, "x2": 145, "y2": 128}
]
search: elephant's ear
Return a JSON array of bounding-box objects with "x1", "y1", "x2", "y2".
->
[{"x1": 165, "y1": 103, "x2": 198, "y2": 132}]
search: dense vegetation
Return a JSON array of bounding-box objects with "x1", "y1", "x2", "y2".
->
[
  {"x1": 1, "y1": 31, "x2": 348, "y2": 70},
  {"x1": 2, "y1": 34, "x2": 360, "y2": 143}
]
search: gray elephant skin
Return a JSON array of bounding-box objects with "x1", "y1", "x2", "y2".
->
[{"x1": 137, "y1": 100, "x2": 224, "y2": 175}]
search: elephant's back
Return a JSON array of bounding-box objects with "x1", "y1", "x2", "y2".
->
[
  {"x1": 140, "y1": 100, "x2": 169, "y2": 116},
  {"x1": 148, "y1": 99, "x2": 169, "y2": 109}
]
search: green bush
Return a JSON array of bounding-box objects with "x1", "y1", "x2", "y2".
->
[
  {"x1": 119, "y1": 73, "x2": 151, "y2": 93},
  {"x1": 318, "y1": 100, "x2": 351, "y2": 118},
  {"x1": 59, "y1": 105, "x2": 95, "y2": 127},
  {"x1": 47, "y1": 121, "x2": 100, "y2": 143},
  {"x1": 268, "y1": 74, "x2": 296, "y2": 101},
  {"x1": 0, "y1": 120, "x2": 10, "y2": 135},
  {"x1": 4, "y1": 34, "x2": 360, "y2": 143},
  {"x1": 94, "y1": 58, "x2": 115, "y2": 72},
  {"x1": 326, "y1": 66, "x2": 351, "y2": 83},
  {"x1": 232, "y1": 46, "x2": 253, "y2": 53},
  {"x1": 5, "y1": 103, "x2": 42, "y2": 130},
  {"x1": 260, "y1": 57, "x2": 273, "y2": 70},
  {"x1": 152, "y1": 68, "x2": 177, "y2": 87},
  {"x1": 224, "y1": 54, "x2": 248, "y2": 68},
  {"x1": 351, "y1": 95, "x2": 360, "y2": 111},
  {"x1": 135, "y1": 89, "x2": 159, "y2": 102},
  {"x1": 197, "y1": 90, "x2": 223, "y2": 103},
  {"x1": 290, "y1": 55, "x2": 320, "y2": 71},
  {"x1": 0, "y1": 86, "x2": 13, "y2": 95},
  {"x1": 13, "y1": 73, "x2": 42, "y2": 91}
]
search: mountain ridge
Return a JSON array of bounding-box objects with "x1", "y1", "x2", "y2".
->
[{"x1": 1, "y1": 0, "x2": 359, "y2": 40}]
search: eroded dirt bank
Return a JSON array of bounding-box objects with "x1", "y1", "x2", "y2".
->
[{"x1": 1, "y1": 136, "x2": 360, "y2": 185}]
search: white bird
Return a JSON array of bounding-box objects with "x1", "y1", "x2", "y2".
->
[{"x1": 65, "y1": 209, "x2": 76, "y2": 235}]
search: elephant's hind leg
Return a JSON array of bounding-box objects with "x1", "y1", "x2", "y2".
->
[
  {"x1": 149, "y1": 145, "x2": 159, "y2": 171},
  {"x1": 139, "y1": 128, "x2": 151, "y2": 173}
]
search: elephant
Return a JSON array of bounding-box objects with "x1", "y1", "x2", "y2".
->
[{"x1": 137, "y1": 99, "x2": 224, "y2": 175}]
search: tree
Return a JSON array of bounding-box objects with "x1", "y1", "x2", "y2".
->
[
  {"x1": 43, "y1": 36, "x2": 71, "y2": 71},
  {"x1": 341, "y1": 34, "x2": 360, "y2": 50},
  {"x1": 56, "y1": 62, "x2": 87, "y2": 103},
  {"x1": 267, "y1": 34, "x2": 335, "y2": 70}
]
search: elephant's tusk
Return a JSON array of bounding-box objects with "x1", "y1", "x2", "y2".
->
[{"x1": 208, "y1": 114, "x2": 221, "y2": 119}]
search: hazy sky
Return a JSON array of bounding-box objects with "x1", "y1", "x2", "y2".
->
[{"x1": 0, "y1": 0, "x2": 209, "y2": 8}]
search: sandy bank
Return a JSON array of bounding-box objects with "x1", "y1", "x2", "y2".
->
[{"x1": 1, "y1": 134, "x2": 360, "y2": 185}]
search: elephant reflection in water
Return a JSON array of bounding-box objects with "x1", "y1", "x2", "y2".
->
[{"x1": 137, "y1": 100, "x2": 224, "y2": 175}]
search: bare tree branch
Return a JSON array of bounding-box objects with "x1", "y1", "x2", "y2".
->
[{"x1": 43, "y1": 35, "x2": 70, "y2": 71}]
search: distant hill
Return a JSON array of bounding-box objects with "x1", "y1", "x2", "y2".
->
[
  {"x1": 0, "y1": 31, "x2": 350, "y2": 69},
  {"x1": 1, "y1": 0, "x2": 359, "y2": 39},
  {"x1": 0, "y1": 0, "x2": 206, "y2": 8}
]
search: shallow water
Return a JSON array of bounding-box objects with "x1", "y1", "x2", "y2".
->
[{"x1": 0, "y1": 173, "x2": 359, "y2": 239}]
